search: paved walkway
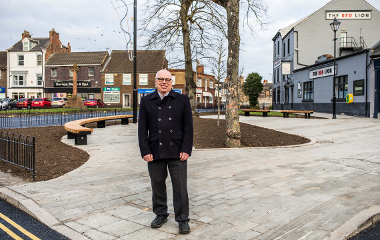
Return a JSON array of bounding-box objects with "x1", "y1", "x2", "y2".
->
[{"x1": 1, "y1": 113, "x2": 380, "y2": 240}]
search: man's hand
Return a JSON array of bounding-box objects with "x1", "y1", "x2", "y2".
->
[
  {"x1": 143, "y1": 154, "x2": 153, "y2": 162},
  {"x1": 179, "y1": 152, "x2": 189, "y2": 161}
]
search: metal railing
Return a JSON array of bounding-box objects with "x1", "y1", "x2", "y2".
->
[
  {"x1": 0, "y1": 109, "x2": 130, "y2": 129},
  {"x1": 340, "y1": 37, "x2": 367, "y2": 50},
  {"x1": 0, "y1": 131, "x2": 35, "y2": 181}
]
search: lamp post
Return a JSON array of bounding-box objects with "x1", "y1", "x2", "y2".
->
[
  {"x1": 330, "y1": 17, "x2": 340, "y2": 119},
  {"x1": 133, "y1": 0, "x2": 137, "y2": 123}
]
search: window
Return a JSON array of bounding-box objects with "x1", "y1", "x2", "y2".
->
[
  {"x1": 23, "y1": 42, "x2": 29, "y2": 51},
  {"x1": 13, "y1": 75, "x2": 25, "y2": 86},
  {"x1": 36, "y1": 55, "x2": 42, "y2": 66},
  {"x1": 210, "y1": 81, "x2": 214, "y2": 89},
  {"x1": 197, "y1": 79, "x2": 202, "y2": 87},
  {"x1": 287, "y1": 39, "x2": 290, "y2": 55},
  {"x1": 172, "y1": 76, "x2": 175, "y2": 85},
  {"x1": 139, "y1": 74, "x2": 148, "y2": 85},
  {"x1": 334, "y1": 75, "x2": 348, "y2": 99},
  {"x1": 51, "y1": 68, "x2": 57, "y2": 77},
  {"x1": 104, "y1": 92, "x2": 120, "y2": 103},
  {"x1": 88, "y1": 67, "x2": 95, "y2": 76},
  {"x1": 18, "y1": 55, "x2": 24, "y2": 66},
  {"x1": 285, "y1": 87, "x2": 289, "y2": 103},
  {"x1": 283, "y1": 42, "x2": 286, "y2": 57},
  {"x1": 123, "y1": 74, "x2": 131, "y2": 85},
  {"x1": 69, "y1": 69, "x2": 73, "y2": 77},
  {"x1": 274, "y1": 43, "x2": 276, "y2": 58},
  {"x1": 277, "y1": 89, "x2": 280, "y2": 104},
  {"x1": 209, "y1": 96, "x2": 213, "y2": 104},
  {"x1": 277, "y1": 42, "x2": 279, "y2": 56},
  {"x1": 303, "y1": 81, "x2": 313, "y2": 100},
  {"x1": 105, "y1": 74, "x2": 114, "y2": 85},
  {"x1": 277, "y1": 68, "x2": 279, "y2": 83},
  {"x1": 353, "y1": 79, "x2": 364, "y2": 96},
  {"x1": 37, "y1": 74, "x2": 43, "y2": 86}
]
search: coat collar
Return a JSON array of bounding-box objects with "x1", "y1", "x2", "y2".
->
[{"x1": 150, "y1": 89, "x2": 176, "y2": 100}]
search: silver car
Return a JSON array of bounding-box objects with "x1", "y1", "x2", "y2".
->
[{"x1": 51, "y1": 97, "x2": 68, "y2": 108}]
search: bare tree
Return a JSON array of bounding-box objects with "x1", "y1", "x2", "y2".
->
[
  {"x1": 141, "y1": 0, "x2": 226, "y2": 113},
  {"x1": 212, "y1": 0, "x2": 267, "y2": 148},
  {"x1": 209, "y1": 38, "x2": 226, "y2": 126}
]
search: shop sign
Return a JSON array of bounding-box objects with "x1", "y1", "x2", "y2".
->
[
  {"x1": 104, "y1": 87, "x2": 120, "y2": 92},
  {"x1": 274, "y1": 60, "x2": 281, "y2": 68},
  {"x1": 0, "y1": 87, "x2": 5, "y2": 93},
  {"x1": 326, "y1": 11, "x2": 371, "y2": 20},
  {"x1": 309, "y1": 66, "x2": 336, "y2": 79},
  {"x1": 196, "y1": 88, "x2": 203, "y2": 93},
  {"x1": 138, "y1": 88, "x2": 182, "y2": 94},
  {"x1": 54, "y1": 81, "x2": 91, "y2": 87},
  {"x1": 282, "y1": 62, "x2": 291, "y2": 75}
]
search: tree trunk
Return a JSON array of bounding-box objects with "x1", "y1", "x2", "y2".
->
[
  {"x1": 180, "y1": 0, "x2": 197, "y2": 115},
  {"x1": 225, "y1": 0, "x2": 241, "y2": 148}
]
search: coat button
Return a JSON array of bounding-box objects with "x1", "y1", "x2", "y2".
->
[
  {"x1": 159, "y1": 130, "x2": 162, "y2": 133},
  {"x1": 160, "y1": 143, "x2": 162, "y2": 146},
  {"x1": 170, "y1": 130, "x2": 173, "y2": 133},
  {"x1": 169, "y1": 118, "x2": 171, "y2": 120},
  {"x1": 170, "y1": 142, "x2": 173, "y2": 145},
  {"x1": 169, "y1": 106, "x2": 171, "y2": 108},
  {"x1": 158, "y1": 118, "x2": 161, "y2": 121},
  {"x1": 158, "y1": 107, "x2": 161, "y2": 109}
]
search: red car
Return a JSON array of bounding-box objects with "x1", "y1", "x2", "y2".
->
[
  {"x1": 84, "y1": 99, "x2": 106, "y2": 108},
  {"x1": 17, "y1": 98, "x2": 33, "y2": 109},
  {"x1": 31, "y1": 98, "x2": 52, "y2": 109}
]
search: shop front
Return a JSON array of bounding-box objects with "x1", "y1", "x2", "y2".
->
[{"x1": 45, "y1": 80, "x2": 101, "y2": 101}]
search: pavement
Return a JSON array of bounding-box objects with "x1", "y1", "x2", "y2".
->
[{"x1": 1, "y1": 112, "x2": 380, "y2": 239}]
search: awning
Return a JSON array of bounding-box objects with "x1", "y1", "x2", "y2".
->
[{"x1": 202, "y1": 92, "x2": 213, "y2": 97}]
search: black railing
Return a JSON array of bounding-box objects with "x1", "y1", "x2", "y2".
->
[
  {"x1": 0, "y1": 109, "x2": 130, "y2": 129},
  {"x1": 0, "y1": 131, "x2": 35, "y2": 181},
  {"x1": 340, "y1": 37, "x2": 367, "y2": 50}
]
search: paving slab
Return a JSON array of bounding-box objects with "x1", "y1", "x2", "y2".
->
[{"x1": 1, "y1": 113, "x2": 380, "y2": 239}]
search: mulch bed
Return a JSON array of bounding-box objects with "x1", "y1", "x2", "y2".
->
[{"x1": 0, "y1": 115, "x2": 310, "y2": 182}]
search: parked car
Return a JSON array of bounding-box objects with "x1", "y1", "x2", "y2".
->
[
  {"x1": 17, "y1": 98, "x2": 33, "y2": 109},
  {"x1": 51, "y1": 97, "x2": 68, "y2": 108},
  {"x1": 1, "y1": 98, "x2": 17, "y2": 110},
  {"x1": 31, "y1": 98, "x2": 52, "y2": 109},
  {"x1": 0, "y1": 99, "x2": 6, "y2": 110},
  {"x1": 84, "y1": 99, "x2": 106, "y2": 108}
]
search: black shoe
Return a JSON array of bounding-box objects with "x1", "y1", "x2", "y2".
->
[
  {"x1": 179, "y1": 221, "x2": 191, "y2": 234},
  {"x1": 151, "y1": 215, "x2": 168, "y2": 228}
]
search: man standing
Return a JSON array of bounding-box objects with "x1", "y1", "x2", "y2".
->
[{"x1": 138, "y1": 69, "x2": 193, "y2": 234}]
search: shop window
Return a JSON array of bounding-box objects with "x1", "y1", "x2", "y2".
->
[
  {"x1": 353, "y1": 79, "x2": 364, "y2": 96},
  {"x1": 88, "y1": 67, "x2": 95, "y2": 76},
  {"x1": 18, "y1": 55, "x2": 24, "y2": 66},
  {"x1": 303, "y1": 81, "x2": 313, "y2": 100},
  {"x1": 51, "y1": 68, "x2": 57, "y2": 77},
  {"x1": 123, "y1": 74, "x2": 131, "y2": 85},
  {"x1": 104, "y1": 92, "x2": 120, "y2": 103},
  {"x1": 334, "y1": 75, "x2": 348, "y2": 99},
  {"x1": 139, "y1": 74, "x2": 148, "y2": 85},
  {"x1": 105, "y1": 74, "x2": 114, "y2": 85}
]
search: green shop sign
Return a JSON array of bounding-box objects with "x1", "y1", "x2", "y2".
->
[{"x1": 103, "y1": 87, "x2": 120, "y2": 91}]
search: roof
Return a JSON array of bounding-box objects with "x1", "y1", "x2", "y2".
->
[
  {"x1": 370, "y1": 40, "x2": 380, "y2": 58},
  {"x1": 45, "y1": 52, "x2": 109, "y2": 66},
  {"x1": 102, "y1": 50, "x2": 167, "y2": 73},
  {"x1": 8, "y1": 38, "x2": 51, "y2": 52},
  {"x1": 0, "y1": 51, "x2": 7, "y2": 69}
]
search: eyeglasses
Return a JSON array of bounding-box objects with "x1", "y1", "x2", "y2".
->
[{"x1": 156, "y1": 78, "x2": 172, "y2": 83}]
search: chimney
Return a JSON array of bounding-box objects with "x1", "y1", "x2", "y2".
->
[
  {"x1": 67, "y1": 42, "x2": 71, "y2": 52},
  {"x1": 22, "y1": 30, "x2": 31, "y2": 39},
  {"x1": 263, "y1": 80, "x2": 268, "y2": 84},
  {"x1": 196, "y1": 61, "x2": 204, "y2": 74},
  {"x1": 49, "y1": 28, "x2": 59, "y2": 44}
]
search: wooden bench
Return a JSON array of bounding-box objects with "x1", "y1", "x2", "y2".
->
[
  {"x1": 241, "y1": 109, "x2": 271, "y2": 117},
  {"x1": 64, "y1": 115, "x2": 132, "y2": 145},
  {"x1": 280, "y1": 110, "x2": 313, "y2": 119}
]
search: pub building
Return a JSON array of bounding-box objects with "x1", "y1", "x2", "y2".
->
[
  {"x1": 44, "y1": 52, "x2": 109, "y2": 100},
  {"x1": 271, "y1": 0, "x2": 380, "y2": 116}
]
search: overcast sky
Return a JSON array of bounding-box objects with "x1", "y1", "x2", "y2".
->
[{"x1": 1, "y1": 0, "x2": 380, "y2": 82}]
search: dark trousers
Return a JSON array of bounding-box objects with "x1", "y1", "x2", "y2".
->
[{"x1": 148, "y1": 159, "x2": 189, "y2": 222}]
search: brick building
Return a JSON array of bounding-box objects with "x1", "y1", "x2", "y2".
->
[
  {"x1": 100, "y1": 50, "x2": 169, "y2": 108},
  {"x1": 0, "y1": 52, "x2": 7, "y2": 98},
  {"x1": 44, "y1": 52, "x2": 109, "y2": 99},
  {"x1": 6, "y1": 29, "x2": 71, "y2": 99}
]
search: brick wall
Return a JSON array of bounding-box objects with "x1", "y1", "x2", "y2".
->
[{"x1": 45, "y1": 29, "x2": 71, "y2": 60}]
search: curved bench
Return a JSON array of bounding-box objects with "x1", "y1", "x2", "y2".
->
[{"x1": 64, "y1": 115, "x2": 133, "y2": 145}]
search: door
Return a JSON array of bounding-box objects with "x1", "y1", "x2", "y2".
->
[
  {"x1": 341, "y1": 32, "x2": 347, "y2": 47},
  {"x1": 123, "y1": 94, "x2": 130, "y2": 108}
]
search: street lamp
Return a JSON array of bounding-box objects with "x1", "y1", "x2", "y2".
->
[{"x1": 330, "y1": 17, "x2": 340, "y2": 119}]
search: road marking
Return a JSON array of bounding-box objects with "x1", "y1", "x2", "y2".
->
[
  {"x1": 0, "y1": 222, "x2": 23, "y2": 240},
  {"x1": 0, "y1": 213, "x2": 41, "y2": 240}
]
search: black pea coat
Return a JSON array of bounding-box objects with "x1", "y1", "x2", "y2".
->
[{"x1": 138, "y1": 90, "x2": 193, "y2": 160}]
